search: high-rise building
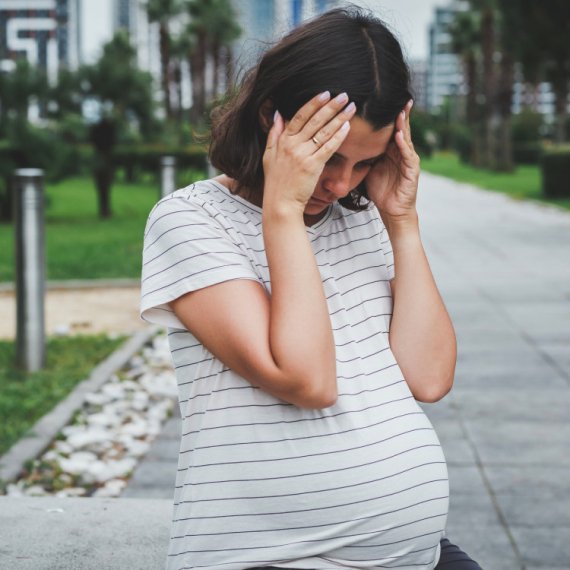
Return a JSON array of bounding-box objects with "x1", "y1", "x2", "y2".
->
[
  {"x1": 426, "y1": 1, "x2": 465, "y2": 111},
  {"x1": 230, "y1": 0, "x2": 339, "y2": 76},
  {"x1": 0, "y1": 0, "x2": 80, "y2": 81}
]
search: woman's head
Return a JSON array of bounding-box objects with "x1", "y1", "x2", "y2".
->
[{"x1": 207, "y1": 4, "x2": 414, "y2": 211}]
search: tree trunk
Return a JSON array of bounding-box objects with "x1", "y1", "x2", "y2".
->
[
  {"x1": 212, "y1": 39, "x2": 220, "y2": 98},
  {"x1": 481, "y1": 8, "x2": 495, "y2": 169},
  {"x1": 160, "y1": 22, "x2": 172, "y2": 121},
  {"x1": 552, "y1": 62, "x2": 568, "y2": 144},
  {"x1": 466, "y1": 52, "x2": 480, "y2": 167},
  {"x1": 94, "y1": 158, "x2": 114, "y2": 219},
  {"x1": 226, "y1": 45, "x2": 236, "y2": 86},
  {"x1": 173, "y1": 60, "x2": 183, "y2": 123},
  {"x1": 189, "y1": 29, "x2": 207, "y2": 127},
  {"x1": 496, "y1": 50, "x2": 515, "y2": 172}
]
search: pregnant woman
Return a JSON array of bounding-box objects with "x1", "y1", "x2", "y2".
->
[{"x1": 140, "y1": 5, "x2": 482, "y2": 570}]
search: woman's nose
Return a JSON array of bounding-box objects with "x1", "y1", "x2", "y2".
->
[{"x1": 323, "y1": 167, "x2": 353, "y2": 198}]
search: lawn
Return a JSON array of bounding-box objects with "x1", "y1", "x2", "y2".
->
[
  {"x1": 0, "y1": 333, "x2": 126, "y2": 458},
  {"x1": 421, "y1": 151, "x2": 570, "y2": 211},
  {"x1": 0, "y1": 169, "x2": 206, "y2": 283}
]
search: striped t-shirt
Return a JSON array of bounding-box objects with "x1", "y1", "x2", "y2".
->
[{"x1": 140, "y1": 179, "x2": 449, "y2": 570}]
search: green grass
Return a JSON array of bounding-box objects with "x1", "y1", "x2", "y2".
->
[
  {"x1": 0, "y1": 333, "x2": 126, "y2": 457},
  {"x1": 0, "y1": 169, "x2": 205, "y2": 282},
  {"x1": 421, "y1": 151, "x2": 570, "y2": 211}
]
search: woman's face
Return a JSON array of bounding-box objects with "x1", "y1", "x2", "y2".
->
[{"x1": 304, "y1": 116, "x2": 395, "y2": 215}]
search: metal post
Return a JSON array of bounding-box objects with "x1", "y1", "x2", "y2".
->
[
  {"x1": 14, "y1": 169, "x2": 46, "y2": 372},
  {"x1": 160, "y1": 156, "x2": 177, "y2": 198},
  {"x1": 207, "y1": 160, "x2": 217, "y2": 179}
]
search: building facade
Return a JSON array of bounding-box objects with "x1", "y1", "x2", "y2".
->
[
  {"x1": 426, "y1": 1, "x2": 464, "y2": 111},
  {"x1": 0, "y1": 0, "x2": 80, "y2": 82}
]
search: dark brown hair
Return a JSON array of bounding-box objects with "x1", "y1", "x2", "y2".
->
[{"x1": 205, "y1": 4, "x2": 413, "y2": 211}]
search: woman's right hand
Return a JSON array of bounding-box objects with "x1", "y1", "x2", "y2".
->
[{"x1": 262, "y1": 91, "x2": 357, "y2": 212}]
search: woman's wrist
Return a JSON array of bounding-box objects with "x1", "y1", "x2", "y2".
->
[{"x1": 381, "y1": 210, "x2": 421, "y2": 251}]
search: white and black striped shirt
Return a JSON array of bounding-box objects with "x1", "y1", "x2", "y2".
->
[{"x1": 140, "y1": 180, "x2": 449, "y2": 570}]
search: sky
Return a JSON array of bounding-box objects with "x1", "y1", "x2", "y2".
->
[{"x1": 80, "y1": 0, "x2": 445, "y2": 64}]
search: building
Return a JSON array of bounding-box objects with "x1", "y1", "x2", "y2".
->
[
  {"x1": 230, "y1": 0, "x2": 340, "y2": 75},
  {"x1": 0, "y1": 0, "x2": 80, "y2": 83},
  {"x1": 426, "y1": 1, "x2": 465, "y2": 111},
  {"x1": 410, "y1": 58, "x2": 429, "y2": 110}
]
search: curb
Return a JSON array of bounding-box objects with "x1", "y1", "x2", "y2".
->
[
  {"x1": 0, "y1": 278, "x2": 141, "y2": 292},
  {"x1": 0, "y1": 324, "x2": 162, "y2": 484}
]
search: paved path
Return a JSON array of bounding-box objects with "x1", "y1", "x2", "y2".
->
[
  {"x1": 0, "y1": 285, "x2": 147, "y2": 339},
  {"x1": 124, "y1": 172, "x2": 570, "y2": 570}
]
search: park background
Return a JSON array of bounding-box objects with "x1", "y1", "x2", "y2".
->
[{"x1": 1, "y1": 1, "x2": 569, "y2": 569}]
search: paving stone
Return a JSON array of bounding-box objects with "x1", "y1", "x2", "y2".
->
[
  {"x1": 159, "y1": 416, "x2": 183, "y2": 439},
  {"x1": 447, "y1": 465, "x2": 487, "y2": 495},
  {"x1": 495, "y1": 493, "x2": 570, "y2": 527},
  {"x1": 463, "y1": 420, "x2": 570, "y2": 465},
  {"x1": 510, "y1": 527, "x2": 570, "y2": 568},
  {"x1": 446, "y1": 492, "x2": 502, "y2": 528},
  {"x1": 442, "y1": 524, "x2": 520, "y2": 570},
  {"x1": 145, "y1": 438, "x2": 181, "y2": 461},
  {"x1": 484, "y1": 466, "x2": 570, "y2": 496},
  {"x1": 121, "y1": 486, "x2": 175, "y2": 500},
  {"x1": 451, "y1": 388, "x2": 570, "y2": 422},
  {"x1": 125, "y1": 459, "x2": 177, "y2": 489}
]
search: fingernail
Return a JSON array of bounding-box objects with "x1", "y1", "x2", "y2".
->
[
  {"x1": 273, "y1": 110, "x2": 279, "y2": 123},
  {"x1": 319, "y1": 91, "x2": 330, "y2": 102},
  {"x1": 335, "y1": 92, "x2": 348, "y2": 104},
  {"x1": 341, "y1": 121, "x2": 350, "y2": 131},
  {"x1": 344, "y1": 102, "x2": 356, "y2": 113},
  {"x1": 402, "y1": 110, "x2": 406, "y2": 120}
]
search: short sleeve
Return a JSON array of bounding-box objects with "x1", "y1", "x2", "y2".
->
[
  {"x1": 380, "y1": 224, "x2": 395, "y2": 281},
  {"x1": 140, "y1": 193, "x2": 261, "y2": 329}
]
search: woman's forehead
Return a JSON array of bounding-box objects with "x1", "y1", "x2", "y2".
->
[{"x1": 339, "y1": 117, "x2": 394, "y2": 160}]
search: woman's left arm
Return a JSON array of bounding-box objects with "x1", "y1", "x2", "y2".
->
[{"x1": 365, "y1": 100, "x2": 456, "y2": 403}]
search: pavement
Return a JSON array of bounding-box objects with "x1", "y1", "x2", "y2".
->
[
  {"x1": 123, "y1": 172, "x2": 570, "y2": 570},
  {"x1": 0, "y1": 282, "x2": 147, "y2": 340}
]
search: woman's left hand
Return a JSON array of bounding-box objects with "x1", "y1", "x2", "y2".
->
[{"x1": 364, "y1": 100, "x2": 419, "y2": 222}]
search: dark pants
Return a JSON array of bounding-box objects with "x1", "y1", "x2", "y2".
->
[
  {"x1": 251, "y1": 538, "x2": 483, "y2": 570},
  {"x1": 435, "y1": 538, "x2": 483, "y2": 569}
]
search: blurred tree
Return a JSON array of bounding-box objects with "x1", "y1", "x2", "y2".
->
[
  {"x1": 448, "y1": 10, "x2": 482, "y2": 166},
  {"x1": 0, "y1": 58, "x2": 48, "y2": 131},
  {"x1": 79, "y1": 31, "x2": 154, "y2": 218},
  {"x1": 469, "y1": 0, "x2": 498, "y2": 168},
  {"x1": 147, "y1": 0, "x2": 181, "y2": 121},
  {"x1": 185, "y1": 0, "x2": 242, "y2": 128}
]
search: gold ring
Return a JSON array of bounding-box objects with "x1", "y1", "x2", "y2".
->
[{"x1": 312, "y1": 136, "x2": 322, "y2": 148}]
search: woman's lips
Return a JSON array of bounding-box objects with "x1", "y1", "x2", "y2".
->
[{"x1": 310, "y1": 197, "x2": 333, "y2": 205}]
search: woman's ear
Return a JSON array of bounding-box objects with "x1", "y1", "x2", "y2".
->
[{"x1": 258, "y1": 99, "x2": 275, "y2": 134}]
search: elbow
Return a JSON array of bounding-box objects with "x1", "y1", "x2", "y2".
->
[
  {"x1": 289, "y1": 376, "x2": 338, "y2": 409},
  {"x1": 415, "y1": 374, "x2": 454, "y2": 403}
]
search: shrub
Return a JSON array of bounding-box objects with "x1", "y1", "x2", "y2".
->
[
  {"x1": 511, "y1": 110, "x2": 544, "y2": 144},
  {"x1": 541, "y1": 146, "x2": 570, "y2": 199},
  {"x1": 512, "y1": 142, "x2": 544, "y2": 165}
]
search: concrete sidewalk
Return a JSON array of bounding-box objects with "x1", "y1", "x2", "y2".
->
[{"x1": 122, "y1": 172, "x2": 570, "y2": 570}]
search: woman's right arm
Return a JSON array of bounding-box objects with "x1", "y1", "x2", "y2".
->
[{"x1": 168, "y1": 92, "x2": 356, "y2": 409}]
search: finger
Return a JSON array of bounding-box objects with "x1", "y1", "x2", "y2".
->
[
  {"x1": 265, "y1": 110, "x2": 284, "y2": 151},
  {"x1": 313, "y1": 119, "x2": 351, "y2": 161},
  {"x1": 284, "y1": 90, "x2": 331, "y2": 136},
  {"x1": 395, "y1": 129, "x2": 417, "y2": 168},
  {"x1": 298, "y1": 92, "x2": 352, "y2": 143},
  {"x1": 404, "y1": 100, "x2": 413, "y2": 146},
  {"x1": 307, "y1": 101, "x2": 356, "y2": 154}
]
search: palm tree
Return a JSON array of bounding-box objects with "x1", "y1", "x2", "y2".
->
[
  {"x1": 146, "y1": 0, "x2": 181, "y2": 121},
  {"x1": 448, "y1": 10, "x2": 482, "y2": 166},
  {"x1": 208, "y1": 0, "x2": 242, "y2": 98},
  {"x1": 469, "y1": 0, "x2": 498, "y2": 168},
  {"x1": 80, "y1": 32, "x2": 154, "y2": 218},
  {"x1": 185, "y1": 0, "x2": 242, "y2": 128}
]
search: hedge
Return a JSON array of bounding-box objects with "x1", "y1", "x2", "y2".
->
[{"x1": 541, "y1": 145, "x2": 570, "y2": 199}]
